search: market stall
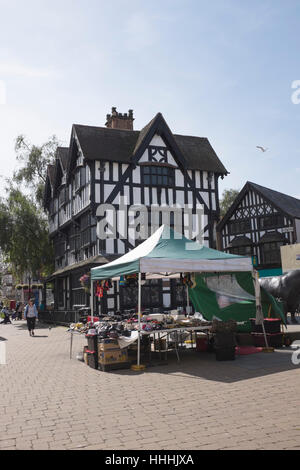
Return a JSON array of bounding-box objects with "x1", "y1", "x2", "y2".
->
[{"x1": 90, "y1": 225, "x2": 258, "y2": 370}]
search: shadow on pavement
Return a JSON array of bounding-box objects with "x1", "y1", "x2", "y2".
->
[
  {"x1": 104, "y1": 347, "x2": 299, "y2": 384},
  {"x1": 13, "y1": 321, "x2": 62, "y2": 332}
]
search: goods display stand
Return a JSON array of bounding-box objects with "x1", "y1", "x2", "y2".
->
[
  {"x1": 68, "y1": 325, "x2": 212, "y2": 370},
  {"x1": 67, "y1": 227, "x2": 281, "y2": 371},
  {"x1": 140, "y1": 326, "x2": 211, "y2": 363}
]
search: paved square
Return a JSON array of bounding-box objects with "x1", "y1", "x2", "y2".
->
[{"x1": 0, "y1": 321, "x2": 299, "y2": 450}]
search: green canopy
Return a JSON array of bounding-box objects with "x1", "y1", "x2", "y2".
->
[
  {"x1": 91, "y1": 225, "x2": 253, "y2": 280},
  {"x1": 189, "y1": 272, "x2": 286, "y2": 331}
]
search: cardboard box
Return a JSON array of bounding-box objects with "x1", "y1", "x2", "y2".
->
[
  {"x1": 98, "y1": 349, "x2": 128, "y2": 364},
  {"x1": 98, "y1": 339, "x2": 120, "y2": 352}
]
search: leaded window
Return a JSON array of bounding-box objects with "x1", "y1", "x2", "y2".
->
[{"x1": 142, "y1": 165, "x2": 175, "y2": 187}]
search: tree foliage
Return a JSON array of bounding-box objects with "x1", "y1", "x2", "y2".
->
[
  {"x1": 13, "y1": 134, "x2": 59, "y2": 206},
  {"x1": 0, "y1": 188, "x2": 54, "y2": 279},
  {"x1": 0, "y1": 134, "x2": 59, "y2": 280},
  {"x1": 220, "y1": 188, "x2": 240, "y2": 218}
]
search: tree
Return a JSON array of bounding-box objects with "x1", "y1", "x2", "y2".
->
[
  {"x1": 220, "y1": 188, "x2": 240, "y2": 218},
  {"x1": 13, "y1": 134, "x2": 59, "y2": 206},
  {"x1": 0, "y1": 189, "x2": 54, "y2": 279}
]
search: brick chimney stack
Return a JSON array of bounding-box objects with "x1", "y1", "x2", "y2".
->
[{"x1": 105, "y1": 107, "x2": 134, "y2": 130}]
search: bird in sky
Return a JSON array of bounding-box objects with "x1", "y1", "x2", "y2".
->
[{"x1": 256, "y1": 146, "x2": 269, "y2": 152}]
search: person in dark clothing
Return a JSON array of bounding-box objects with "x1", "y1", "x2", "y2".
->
[
  {"x1": 0, "y1": 307, "x2": 11, "y2": 324},
  {"x1": 16, "y1": 302, "x2": 23, "y2": 321}
]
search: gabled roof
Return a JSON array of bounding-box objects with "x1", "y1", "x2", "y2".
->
[
  {"x1": 248, "y1": 182, "x2": 300, "y2": 218},
  {"x1": 43, "y1": 164, "x2": 56, "y2": 209},
  {"x1": 217, "y1": 181, "x2": 300, "y2": 231},
  {"x1": 73, "y1": 125, "x2": 139, "y2": 164},
  {"x1": 173, "y1": 134, "x2": 227, "y2": 173},
  {"x1": 72, "y1": 112, "x2": 228, "y2": 173},
  {"x1": 53, "y1": 147, "x2": 69, "y2": 194},
  {"x1": 47, "y1": 165, "x2": 56, "y2": 188},
  {"x1": 56, "y1": 147, "x2": 69, "y2": 171}
]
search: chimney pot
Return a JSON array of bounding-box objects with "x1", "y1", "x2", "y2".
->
[{"x1": 105, "y1": 107, "x2": 134, "y2": 130}]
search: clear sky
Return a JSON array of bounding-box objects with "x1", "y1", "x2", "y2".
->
[{"x1": 0, "y1": 0, "x2": 300, "y2": 199}]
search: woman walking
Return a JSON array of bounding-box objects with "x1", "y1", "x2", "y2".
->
[{"x1": 24, "y1": 299, "x2": 38, "y2": 336}]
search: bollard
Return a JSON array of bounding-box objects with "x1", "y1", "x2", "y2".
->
[{"x1": 0, "y1": 341, "x2": 6, "y2": 365}]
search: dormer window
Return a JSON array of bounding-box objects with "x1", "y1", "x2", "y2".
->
[
  {"x1": 76, "y1": 151, "x2": 84, "y2": 167},
  {"x1": 141, "y1": 165, "x2": 175, "y2": 187}
]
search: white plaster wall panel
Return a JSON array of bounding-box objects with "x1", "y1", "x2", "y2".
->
[
  {"x1": 168, "y1": 189, "x2": 174, "y2": 205},
  {"x1": 118, "y1": 239, "x2": 125, "y2": 254},
  {"x1": 211, "y1": 195, "x2": 216, "y2": 211},
  {"x1": 167, "y1": 151, "x2": 177, "y2": 167},
  {"x1": 144, "y1": 188, "x2": 150, "y2": 206},
  {"x1": 132, "y1": 167, "x2": 140, "y2": 184},
  {"x1": 123, "y1": 185, "x2": 130, "y2": 205},
  {"x1": 152, "y1": 188, "x2": 157, "y2": 205},
  {"x1": 150, "y1": 135, "x2": 166, "y2": 147},
  {"x1": 139, "y1": 150, "x2": 148, "y2": 163},
  {"x1": 175, "y1": 170, "x2": 184, "y2": 187},
  {"x1": 133, "y1": 187, "x2": 141, "y2": 205},
  {"x1": 106, "y1": 239, "x2": 114, "y2": 254},
  {"x1": 86, "y1": 165, "x2": 90, "y2": 182},
  {"x1": 176, "y1": 191, "x2": 185, "y2": 206},
  {"x1": 195, "y1": 171, "x2": 201, "y2": 189},
  {"x1": 95, "y1": 184, "x2": 101, "y2": 204},
  {"x1": 203, "y1": 171, "x2": 208, "y2": 189},
  {"x1": 113, "y1": 163, "x2": 119, "y2": 181}
]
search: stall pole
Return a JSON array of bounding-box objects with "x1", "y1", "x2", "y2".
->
[
  {"x1": 131, "y1": 272, "x2": 145, "y2": 371},
  {"x1": 90, "y1": 279, "x2": 94, "y2": 323},
  {"x1": 254, "y1": 270, "x2": 270, "y2": 350},
  {"x1": 186, "y1": 285, "x2": 190, "y2": 315},
  {"x1": 137, "y1": 272, "x2": 142, "y2": 366}
]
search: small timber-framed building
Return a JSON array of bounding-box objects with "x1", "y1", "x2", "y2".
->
[{"x1": 217, "y1": 181, "x2": 300, "y2": 277}]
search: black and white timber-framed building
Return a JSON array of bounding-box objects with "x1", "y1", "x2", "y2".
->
[
  {"x1": 43, "y1": 108, "x2": 228, "y2": 318},
  {"x1": 217, "y1": 181, "x2": 300, "y2": 277}
]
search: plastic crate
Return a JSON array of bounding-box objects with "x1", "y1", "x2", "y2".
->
[
  {"x1": 86, "y1": 334, "x2": 98, "y2": 352},
  {"x1": 87, "y1": 350, "x2": 98, "y2": 369},
  {"x1": 236, "y1": 333, "x2": 254, "y2": 346},
  {"x1": 251, "y1": 333, "x2": 283, "y2": 348},
  {"x1": 250, "y1": 319, "x2": 282, "y2": 334},
  {"x1": 196, "y1": 335, "x2": 208, "y2": 352},
  {"x1": 215, "y1": 347, "x2": 236, "y2": 361}
]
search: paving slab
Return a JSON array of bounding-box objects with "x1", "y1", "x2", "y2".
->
[{"x1": 0, "y1": 320, "x2": 299, "y2": 450}]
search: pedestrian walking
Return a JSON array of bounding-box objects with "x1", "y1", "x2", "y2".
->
[{"x1": 24, "y1": 299, "x2": 38, "y2": 336}]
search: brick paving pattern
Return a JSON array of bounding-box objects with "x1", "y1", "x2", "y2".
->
[{"x1": 0, "y1": 321, "x2": 299, "y2": 450}]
